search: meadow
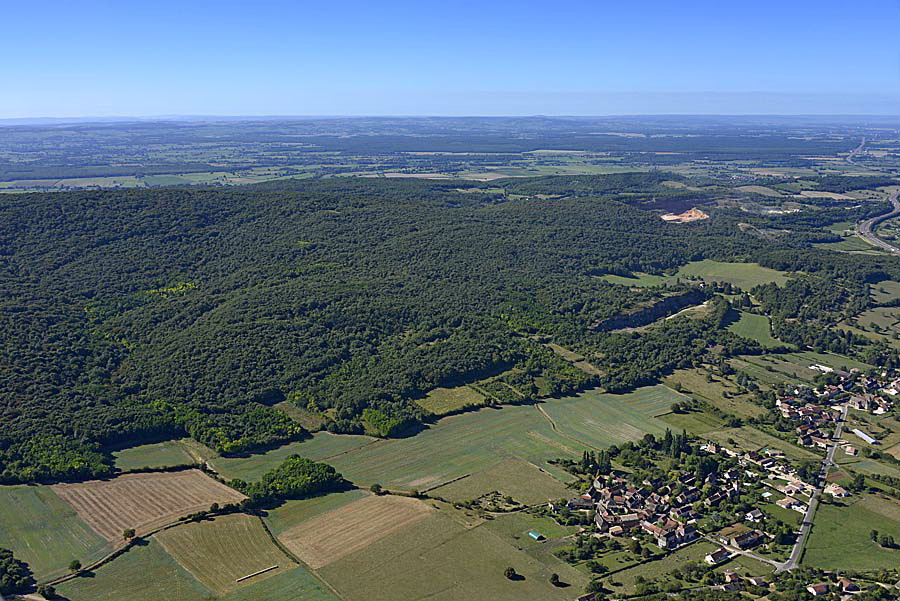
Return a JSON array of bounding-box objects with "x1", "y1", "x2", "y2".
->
[
  {"x1": 0, "y1": 485, "x2": 111, "y2": 581},
  {"x1": 727, "y1": 311, "x2": 784, "y2": 349},
  {"x1": 414, "y1": 384, "x2": 487, "y2": 415},
  {"x1": 317, "y1": 508, "x2": 588, "y2": 601},
  {"x1": 664, "y1": 367, "x2": 768, "y2": 419},
  {"x1": 325, "y1": 385, "x2": 676, "y2": 492},
  {"x1": 803, "y1": 494, "x2": 900, "y2": 570},
  {"x1": 113, "y1": 439, "x2": 197, "y2": 471},
  {"x1": 600, "y1": 260, "x2": 790, "y2": 290}
]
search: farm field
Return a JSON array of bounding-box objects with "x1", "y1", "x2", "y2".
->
[
  {"x1": 538, "y1": 385, "x2": 677, "y2": 445},
  {"x1": 56, "y1": 539, "x2": 213, "y2": 601},
  {"x1": 414, "y1": 384, "x2": 486, "y2": 415},
  {"x1": 324, "y1": 385, "x2": 677, "y2": 492},
  {"x1": 155, "y1": 513, "x2": 294, "y2": 594},
  {"x1": 207, "y1": 432, "x2": 376, "y2": 482},
  {"x1": 317, "y1": 508, "x2": 588, "y2": 601},
  {"x1": 803, "y1": 494, "x2": 900, "y2": 570},
  {"x1": 0, "y1": 485, "x2": 110, "y2": 581},
  {"x1": 664, "y1": 367, "x2": 767, "y2": 419},
  {"x1": 264, "y1": 489, "x2": 369, "y2": 536},
  {"x1": 52, "y1": 469, "x2": 247, "y2": 542},
  {"x1": 113, "y1": 439, "x2": 197, "y2": 471},
  {"x1": 278, "y1": 494, "x2": 434, "y2": 569},
  {"x1": 660, "y1": 409, "x2": 726, "y2": 435},
  {"x1": 727, "y1": 311, "x2": 784, "y2": 349},
  {"x1": 428, "y1": 457, "x2": 572, "y2": 504}
]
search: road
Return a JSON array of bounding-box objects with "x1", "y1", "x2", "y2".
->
[
  {"x1": 847, "y1": 136, "x2": 900, "y2": 253},
  {"x1": 856, "y1": 189, "x2": 900, "y2": 254},
  {"x1": 775, "y1": 403, "x2": 848, "y2": 572}
]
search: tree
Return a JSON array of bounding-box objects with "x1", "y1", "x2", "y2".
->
[
  {"x1": 37, "y1": 583, "x2": 57, "y2": 599},
  {"x1": 370, "y1": 483, "x2": 383, "y2": 495},
  {"x1": 878, "y1": 534, "x2": 895, "y2": 549},
  {"x1": 122, "y1": 528, "x2": 135, "y2": 539},
  {"x1": 870, "y1": 529, "x2": 879, "y2": 541},
  {"x1": 504, "y1": 566, "x2": 517, "y2": 580},
  {"x1": 0, "y1": 548, "x2": 35, "y2": 595},
  {"x1": 68, "y1": 559, "x2": 82, "y2": 573},
  {"x1": 550, "y1": 573, "x2": 560, "y2": 586}
]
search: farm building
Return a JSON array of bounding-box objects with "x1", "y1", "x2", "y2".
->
[
  {"x1": 527, "y1": 530, "x2": 544, "y2": 541},
  {"x1": 852, "y1": 429, "x2": 878, "y2": 445}
]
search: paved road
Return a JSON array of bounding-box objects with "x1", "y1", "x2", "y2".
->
[
  {"x1": 856, "y1": 190, "x2": 900, "y2": 254},
  {"x1": 775, "y1": 403, "x2": 848, "y2": 572},
  {"x1": 700, "y1": 534, "x2": 781, "y2": 568}
]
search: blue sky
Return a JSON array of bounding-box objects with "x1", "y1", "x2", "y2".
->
[{"x1": 3, "y1": 0, "x2": 899, "y2": 117}]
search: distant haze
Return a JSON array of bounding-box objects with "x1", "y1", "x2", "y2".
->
[{"x1": 2, "y1": 0, "x2": 899, "y2": 117}]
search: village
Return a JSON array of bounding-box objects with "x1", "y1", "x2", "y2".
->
[{"x1": 549, "y1": 361, "x2": 900, "y2": 600}]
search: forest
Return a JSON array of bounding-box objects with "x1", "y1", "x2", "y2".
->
[{"x1": 2, "y1": 172, "x2": 899, "y2": 482}]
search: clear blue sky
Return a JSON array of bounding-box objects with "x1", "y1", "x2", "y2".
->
[{"x1": 3, "y1": 0, "x2": 899, "y2": 117}]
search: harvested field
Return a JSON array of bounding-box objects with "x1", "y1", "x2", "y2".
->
[
  {"x1": 156, "y1": 514, "x2": 292, "y2": 594},
  {"x1": 278, "y1": 494, "x2": 433, "y2": 568},
  {"x1": 53, "y1": 469, "x2": 246, "y2": 542}
]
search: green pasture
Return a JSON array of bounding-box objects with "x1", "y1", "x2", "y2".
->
[{"x1": 0, "y1": 484, "x2": 110, "y2": 581}]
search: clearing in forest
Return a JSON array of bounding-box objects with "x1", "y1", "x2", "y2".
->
[
  {"x1": 278, "y1": 494, "x2": 433, "y2": 569},
  {"x1": 52, "y1": 469, "x2": 246, "y2": 542},
  {"x1": 156, "y1": 513, "x2": 293, "y2": 594}
]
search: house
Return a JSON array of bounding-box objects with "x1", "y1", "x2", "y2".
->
[
  {"x1": 843, "y1": 444, "x2": 858, "y2": 456},
  {"x1": 776, "y1": 496, "x2": 799, "y2": 509},
  {"x1": 705, "y1": 547, "x2": 731, "y2": 565},
  {"x1": 807, "y1": 583, "x2": 829, "y2": 596},
  {"x1": 747, "y1": 576, "x2": 767, "y2": 587},
  {"x1": 567, "y1": 497, "x2": 595, "y2": 510},
  {"x1": 723, "y1": 570, "x2": 740, "y2": 584},
  {"x1": 731, "y1": 530, "x2": 764, "y2": 550},
  {"x1": 824, "y1": 483, "x2": 848, "y2": 498},
  {"x1": 745, "y1": 509, "x2": 764, "y2": 523},
  {"x1": 838, "y1": 578, "x2": 859, "y2": 592}
]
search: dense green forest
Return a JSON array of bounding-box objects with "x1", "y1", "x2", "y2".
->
[{"x1": 2, "y1": 173, "x2": 899, "y2": 482}]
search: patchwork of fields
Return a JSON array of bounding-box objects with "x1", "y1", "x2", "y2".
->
[{"x1": 52, "y1": 469, "x2": 247, "y2": 541}]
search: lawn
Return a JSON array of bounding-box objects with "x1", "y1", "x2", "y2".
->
[
  {"x1": 727, "y1": 311, "x2": 784, "y2": 349},
  {"x1": 0, "y1": 484, "x2": 111, "y2": 581},
  {"x1": 856, "y1": 307, "x2": 900, "y2": 330},
  {"x1": 803, "y1": 494, "x2": 900, "y2": 570},
  {"x1": 414, "y1": 385, "x2": 487, "y2": 415},
  {"x1": 317, "y1": 510, "x2": 588, "y2": 601},
  {"x1": 113, "y1": 439, "x2": 197, "y2": 471}
]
